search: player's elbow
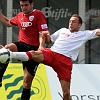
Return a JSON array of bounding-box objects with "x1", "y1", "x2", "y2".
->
[
  {"x1": 45, "y1": 40, "x2": 52, "y2": 44},
  {"x1": 45, "y1": 37, "x2": 52, "y2": 44}
]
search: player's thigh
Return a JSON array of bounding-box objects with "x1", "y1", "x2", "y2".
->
[
  {"x1": 23, "y1": 67, "x2": 34, "y2": 88},
  {"x1": 5, "y1": 43, "x2": 18, "y2": 52},
  {"x1": 22, "y1": 60, "x2": 39, "y2": 76},
  {"x1": 23, "y1": 67, "x2": 34, "y2": 82}
]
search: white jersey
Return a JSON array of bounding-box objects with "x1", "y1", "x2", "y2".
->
[{"x1": 50, "y1": 28, "x2": 98, "y2": 61}]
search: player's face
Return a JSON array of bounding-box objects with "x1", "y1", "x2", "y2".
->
[
  {"x1": 20, "y1": 1, "x2": 33, "y2": 14},
  {"x1": 68, "y1": 17, "x2": 82, "y2": 32}
]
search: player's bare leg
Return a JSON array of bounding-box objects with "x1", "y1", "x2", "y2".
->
[
  {"x1": 60, "y1": 80, "x2": 71, "y2": 100},
  {"x1": 21, "y1": 67, "x2": 34, "y2": 100},
  {"x1": 29, "y1": 50, "x2": 44, "y2": 62},
  {"x1": 23, "y1": 67, "x2": 33, "y2": 88}
]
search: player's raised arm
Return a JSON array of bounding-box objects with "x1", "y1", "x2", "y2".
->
[
  {"x1": 41, "y1": 31, "x2": 51, "y2": 44},
  {"x1": 0, "y1": 12, "x2": 12, "y2": 27},
  {"x1": 38, "y1": 31, "x2": 51, "y2": 50},
  {"x1": 38, "y1": 32, "x2": 46, "y2": 50}
]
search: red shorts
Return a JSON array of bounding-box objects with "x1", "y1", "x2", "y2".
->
[{"x1": 41, "y1": 48, "x2": 72, "y2": 82}]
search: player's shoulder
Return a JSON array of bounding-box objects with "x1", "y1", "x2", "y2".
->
[
  {"x1": 56, "y1": 28, "x2": 68, "y2": 34},
  {"x1": 77, "y1": 30, "x2": 91, "y2": 36},
  {"x1": 77, "y1": 30, "x2": 89, "y2": 34},
  {"x1": 32, "y1": 9, "x2": 45, "y2": 18},
  {"x1": 58, "y1": 27, "x2": 68, "y2": 32}
]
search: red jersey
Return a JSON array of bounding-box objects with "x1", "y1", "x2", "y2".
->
[{"x1": 10, "y1": 9, "x2": 48, "y2": 46}]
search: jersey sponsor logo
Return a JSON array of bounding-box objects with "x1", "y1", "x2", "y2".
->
[
  {"x1": 62, "y1": 33, "x2": 70, "y2": 36},
  {"x1": 62, "y1": 33, "x2": 77, "y2": 37},
  {"x1": 41, "y1": 24, "x2": 48, "y2": 29},
  {"x1": 21, "y1": 22, "x2": 32, "y2": 27},
  {"x1": 29, "y1": 16, "x2": 34, "y2": 21}
]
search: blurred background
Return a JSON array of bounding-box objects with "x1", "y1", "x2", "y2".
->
[{"x1": 0, "y1": 0, "x2": 100, "y2": 64}]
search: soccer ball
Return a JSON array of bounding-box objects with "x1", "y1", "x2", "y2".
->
[{"x1": 0, "y1": 48, "x2": 11, "y2": 64}]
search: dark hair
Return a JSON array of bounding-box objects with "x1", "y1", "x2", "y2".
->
[
  {"x1": 72, "y1": 14, "x2": 82, "y2": 24},
  {"x1": 20, "y1": 0, "x2": 33, "y2": 4}
]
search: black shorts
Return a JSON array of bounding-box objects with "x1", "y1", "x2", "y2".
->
[{"x1": 14, "y1": 41, "x2": 39, "y2": 76}]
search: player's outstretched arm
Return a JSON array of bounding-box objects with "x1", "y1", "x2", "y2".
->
[
  {"x1": 39, "y1": 31, "x2": 51, "y2": 50},
  {"x1": 39, "y1": 32, "x2": 46, "y2": 50},
  {"x1": 96, "y1": 28, "x2": 100, "y2": 36},
  {"x1": 0, "y1": 12, "x2": 12, "y2": 27},
  {"x1": 40, "y1": 31, "x2": 51, "y2": 44}
]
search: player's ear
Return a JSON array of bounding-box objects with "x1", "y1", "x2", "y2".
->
[
  {"x1": 79, "y1": 24, "x2": 82, "y2": 28},
  {"x1": 32, "y1": 2, "x2": 34, "y2": 7}
]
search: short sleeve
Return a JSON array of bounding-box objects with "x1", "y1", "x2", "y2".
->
[
  {"x1": 36, "y1": 10, "x2": 48, "y2": 32},
  {"x1": 50, "y1": 30, "x2": 60, "y2": 42},
  {"x1": 10, "y1": 15, "x2": 18, "y2": 26}
]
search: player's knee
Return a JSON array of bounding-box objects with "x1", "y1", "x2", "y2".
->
[
  {"x1": 23, "y1": 74, "x2": 33, "y2": 88},
  {"x1": 5, "y1": 45, "x2": 10, "y2": 49},
  {"x1": 63, "y1": 91, "x2": 70, "y2": 97},
  {"x1": 5, "y1": 43, "x2": 17, "y2": 52},
  {"x1": 23, "y1": 79, "x2": 32, "y2": 88},
  {"x1": 63, "y1": 88, "x2": 70, "y2": 100}
]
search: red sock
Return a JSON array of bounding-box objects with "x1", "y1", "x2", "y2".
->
[{"x1": 26, "y1": 52, "x2": 33, "y2": 60}]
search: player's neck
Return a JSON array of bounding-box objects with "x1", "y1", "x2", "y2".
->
[{"x1": 24, "y1": 9, "x2": 36, "y2": 15}]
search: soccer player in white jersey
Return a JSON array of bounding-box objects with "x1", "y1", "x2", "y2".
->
[
  {"x1": 0, "y1": 0, "x2": 48, "y2": 100},
  {"x1": 1, "y1": 14, "x2": 100, "y2": 100}
]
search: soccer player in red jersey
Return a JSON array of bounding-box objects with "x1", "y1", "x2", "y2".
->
[{"x1": 0, "y1": 0, "x2": 48, "y2": 100}]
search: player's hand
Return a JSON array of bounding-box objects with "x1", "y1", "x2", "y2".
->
[
  {"x1": 40, "y1": 31, "x2": 51, "y2": 44},
  {"x1": 38, "y1": 46, "x2": 45, "y2": 51},
  {"x1": 40, "y1": 31, "x2": 50, "y2": 37}
]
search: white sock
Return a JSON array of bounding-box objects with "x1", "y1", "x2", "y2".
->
[{"x1": 11, "y1": 52, "x2": 29, "y2": 61}]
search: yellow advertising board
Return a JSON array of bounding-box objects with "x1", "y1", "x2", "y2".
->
[{"x1": 0, "y1": 63, "x2": 52, "y2": 100}]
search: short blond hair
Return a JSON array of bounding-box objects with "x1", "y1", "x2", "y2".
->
[{"x1": 72, "y1": 14, "x2": 82, "y2": 24}]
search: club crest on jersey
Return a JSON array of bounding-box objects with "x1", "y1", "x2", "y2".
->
[{"x1": 29, "y1": 16, "x2": 34, "y2": 21}]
